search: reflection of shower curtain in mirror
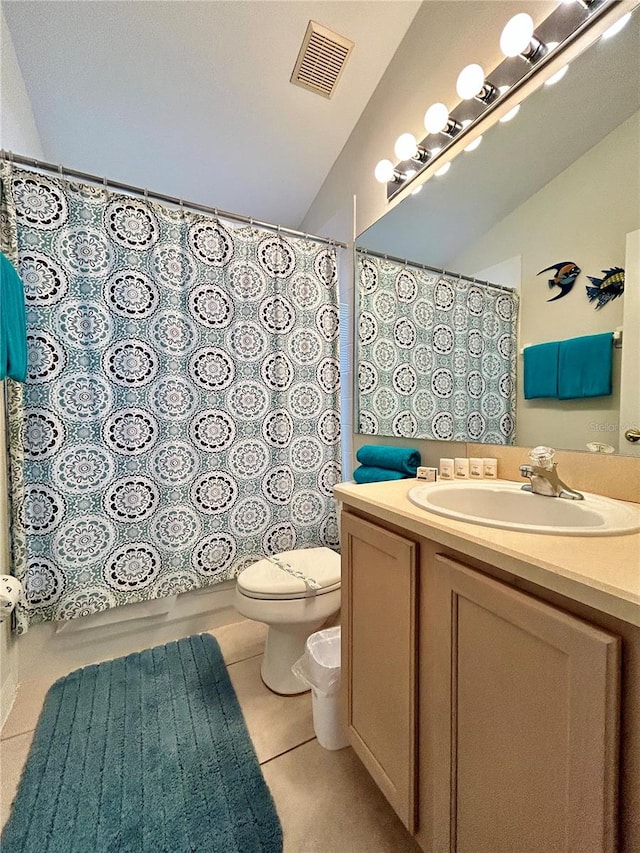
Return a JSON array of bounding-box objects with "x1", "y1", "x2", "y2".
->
[
  {"x1": 356, "y1": 253, "x2": 518, "y2": 443},
  {"x1": 1, "y1": 163, "x2": 341, "y2": 634}
]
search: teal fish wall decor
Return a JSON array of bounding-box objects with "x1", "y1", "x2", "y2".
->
[
  {"x1": 586, "y1": 267, "x2": 625, "y2": 310},
  {"x1": 537, "y1": 261, "x2": 581, "y2": 302}
]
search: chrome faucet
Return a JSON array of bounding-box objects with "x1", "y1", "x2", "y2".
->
[{"x1": 519, "y1": 446, "x2": 584, "y2": 501}]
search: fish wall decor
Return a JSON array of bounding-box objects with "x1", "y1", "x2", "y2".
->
[
  {"x1": 585, "y1": 267, "x2": 625, "y2": 310},
  {"x1": 537, "y1": 261, "x2": 581, "y2": 302}
]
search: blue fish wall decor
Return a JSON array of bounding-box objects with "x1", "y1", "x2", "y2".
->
[
  {"x1": 586, "y1": 267, "x2": 625, "y2": 310},
  {"x1": 537, "y1": 261, "x2": 581, "y2": 302}
]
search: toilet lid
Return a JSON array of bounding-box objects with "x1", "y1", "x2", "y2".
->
[{"x1": 237, "y1": 547, "x2": 341, "y2": 600}]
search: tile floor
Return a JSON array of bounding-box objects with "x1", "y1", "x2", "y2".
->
[{"x1": 0, "y1": 619, "x2": 420, "y2": 852}]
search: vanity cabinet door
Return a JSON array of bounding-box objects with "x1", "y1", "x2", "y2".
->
[
  {"x1": 425, "y1": 554, "x2": 620, "y2": 853},
  {"x1": 341, "y1": 511, "x2": 417, "y2": 832}
]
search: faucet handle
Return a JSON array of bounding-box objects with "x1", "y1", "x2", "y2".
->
[
  {"x1": 519, "y1": 464, "x2": 534, "y2": 478},
  {"x1": 529, "y1": 446, "x2": 555, "y2": 470}
]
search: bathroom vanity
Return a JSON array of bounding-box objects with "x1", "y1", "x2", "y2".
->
[{"x1": 334, "y1": 478, "x2": 640, "y2": 853}]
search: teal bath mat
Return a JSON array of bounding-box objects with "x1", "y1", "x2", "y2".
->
[{"x1": 2, "y1": 634, "x2": 282, "y2": 852}]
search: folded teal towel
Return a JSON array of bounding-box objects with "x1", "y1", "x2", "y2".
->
[
  {"x1": 523, "y1": 341, "x2": 559, "y2": 399},
  {"x1": 0, "y1": 252, "x2": 27, "y2": 383},
  {"x1": 353, "y1": 466, "x2": 409, "y2": 484},
  {"x1": 356, "y1": 445, "x2": 421, "y2": 475},
  {"x1": 558, "y1": 332, "x2": 613, "y2": 399}
]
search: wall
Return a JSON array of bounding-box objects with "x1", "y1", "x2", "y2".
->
[
  {"x1": 451, "y1": 112, "x2": 639, "y2": 452},
  {"x1": 0, "y1": 8, "x2": 45, "y2": 725},
  {"x1": 0, "y1": 9, "x2": 43, "y2": 157}
]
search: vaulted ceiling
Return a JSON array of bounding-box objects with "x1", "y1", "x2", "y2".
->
[{"x1": 2, "y1": 0, "x2": 420, "y2": 229}]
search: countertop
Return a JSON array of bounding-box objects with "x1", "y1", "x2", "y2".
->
[{"x1": 334, "y1": 478, "x2": 640, "y2": 626}]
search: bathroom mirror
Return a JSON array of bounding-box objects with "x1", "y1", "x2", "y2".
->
[{"x1": 355, "y1": 4, "x2": 640, "y2": 455}]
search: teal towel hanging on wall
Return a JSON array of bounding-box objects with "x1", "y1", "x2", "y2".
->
[
  {"x1": 0, "y1": 252, "x2": 27, "y2": 382},
  {"x1": 558, "y1": 332, "x2": 613, "y2": 399},
  {"x1": 523, "y1": 341, "x2": 559, "y2": 399}
]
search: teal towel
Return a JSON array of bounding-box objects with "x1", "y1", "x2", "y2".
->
[
  {"x1": 523, "y1": 341, "x2": 559, "y2": 399},
  {"x1": 558, "y1": 332, "x2": 613, "y2": 399},
  {"x1": 356, "y1": 444, "x2": 421, "y2": 475},
  {"x1": 0, "y1": 252, "x2": 27, "y2": 383},
  {"x1": 353, "y1": 466, "x2": 409, "y2": 484}
]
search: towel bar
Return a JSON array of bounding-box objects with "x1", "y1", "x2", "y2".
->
[{"x1": 520, "y1": 328, "x2": 622, "y2": 355}]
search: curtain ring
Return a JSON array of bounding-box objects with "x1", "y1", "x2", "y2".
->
[
  {"x1": 179, "y1": 198, "x2": 184, "y2": 211},
  {"x1": 249, "y1": 217, "x2": 254, "y2": 227},
  {"x1": 103, "y1": 176, "x2": 109, "y2": 193},
  {"x1": 58, "y1": 163, "x2": 64, "y2": 180},
  {"x1": 144, "y1": 188, "x2": 149, "y2": 201}
]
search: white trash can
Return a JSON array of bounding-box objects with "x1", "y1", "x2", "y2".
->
[{"x1": 291, "y1": 626, "x2": 349, "y2": 750}]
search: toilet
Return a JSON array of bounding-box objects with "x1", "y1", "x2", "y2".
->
[{"x1": 235, "y1": 547, "x2": 341, "y2": 695}]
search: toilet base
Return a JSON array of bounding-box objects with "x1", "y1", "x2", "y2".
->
[{"x1": 261, "y1": 619, "x2": 328, "y2": 695}]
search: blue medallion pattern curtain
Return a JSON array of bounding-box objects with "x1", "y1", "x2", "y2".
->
[
  {"x1": 356, "y1": 251, "x2": 518, "y2": 443},
  {"x1": 0, "y1": 163, "x2": 341, "y2": 633}
]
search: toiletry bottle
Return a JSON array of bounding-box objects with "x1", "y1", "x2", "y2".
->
[
  {"x1": 439, "y1": 458, "x2": 454, "y2": 480},
  {"x1": 454, "y1": 458, "x2": 470, "y2": 478},
  {"x1": 483, "y1": 457, "x2": 498, "y2": 479},
  {"x1": 469, "y1": 458, "x2": 484, "y2": 479}
]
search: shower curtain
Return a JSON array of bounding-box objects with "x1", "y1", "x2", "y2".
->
[
  {"x1": 0, "y1": 163, "x2": 341, "y2": 633},
  {"x1": 356, "y1": 252, "x2": 518, "y2": 442}
]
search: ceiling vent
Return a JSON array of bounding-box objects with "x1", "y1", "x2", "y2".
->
[{"x1": 291, "y1": 21, "x2": 354, "y2": 100}]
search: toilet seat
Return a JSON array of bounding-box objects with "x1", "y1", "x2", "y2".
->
[{"x1": 237, "y1": 547, "x2": 341, "y2": 601}]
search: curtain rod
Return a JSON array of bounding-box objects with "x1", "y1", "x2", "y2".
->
[
  {"x1": 0, "y1": 151, "x2": 348, "y2": 250},
  {"x1": 355, "y1": 245, "x2": 515, "y2": 294}
]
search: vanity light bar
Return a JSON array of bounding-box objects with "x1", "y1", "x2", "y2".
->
[{"x1": 378, "y1": 0, "x2": 620, "y2": 199}]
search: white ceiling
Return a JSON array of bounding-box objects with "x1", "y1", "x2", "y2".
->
[{"x1": 2, "y1": 0, "x2": 420, "y2": 229}]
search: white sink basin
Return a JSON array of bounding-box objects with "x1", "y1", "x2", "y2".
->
[{"x1": 407, "y1": 480, "x2": 640, "y2": 536}]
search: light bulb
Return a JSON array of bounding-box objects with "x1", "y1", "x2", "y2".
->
[
  {"x1": 374, "y1": 159, "x2": 395, "y2": 183},
  {"x1": 500, "y1": 13, "x2": 534, "y2": 57},
  {"x1": 424, "y1": 102, "x2": 450, "y2": 134},
  {"x1": 602, "y1": 13, "x2": 631, "y2": 40},
  {"x1": 544, "y1": 65, "x2": 569, "y2": 86},
  {"x1": 456, "y1": 64, "x2": 486, "y2": 100},
  {"x1": 464, "y1": 136, "x2": 483, "y2": 152},
  {"x1": 404, "y1": 168, "x2": 417, "y2": 181},
  {"x1": 394, "y1": 133, "x2": 418, "y2": 161},
  {"x1": 499, "y1": 104, "x2": 520, "y2": 123},
  {"x1": 435, "y1": 162, "x2": 451, "y2": 177}
]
